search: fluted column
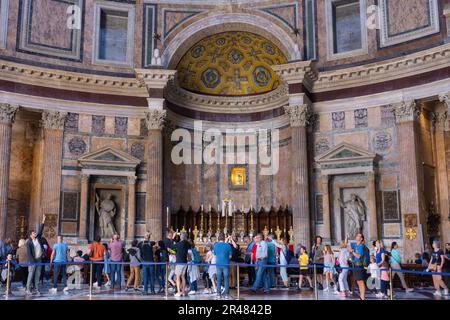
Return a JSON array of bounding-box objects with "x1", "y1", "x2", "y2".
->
[
  {"x1": 127, "y1": 176, "x2": 137, "y2": 240},
  {"x1": 366, "y1": 172, "x2": 378, "y2": 241},
  {"x1": 40, "y1": 110, "x2": 67, "y2": 241},
  {"x1": 78, "y1": 174, "x2": 89, "y2": 240},
  {"x1": 0, "y1": 104, "x2": 18, "y2": 239},
  {"x1": 284, "y1": 104, "x2": 311, "y2": 247},
  {"x1": 145, "y1": 110, "x2": 166, "y2": 241},
  {"x1": 436, "y1": 94, "x2": 450, "y2": 245},
  {"x1": 393, "y1": 100, "x2": 422, "y2": 260}
]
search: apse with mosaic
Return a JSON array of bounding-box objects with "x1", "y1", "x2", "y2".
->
[{"x1": 176, "y1": 32, "x2": 288, "y2": 96}]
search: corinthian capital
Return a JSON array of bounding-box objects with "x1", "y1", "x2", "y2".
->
[
  {"x1": 391, "y1": 100, "x2": 420, "y2": 123},
  {"x1": 0, "y1": 104, "x2": 19, "y2": 124},
  {"x1": 41, "y1": 110, "x2": 68, "y2": 130},
  {"x1": 284, "y1": 104, "x2": 311, "y2": 127},
  {"x1": 439, "y1": 93, "x2": 450, "y2": 109},
  {"x1": 432, "y1": 111, "x2": 449, "y2": 132},
  {"x1": 145, "y1": 109, "x2": 166, "y2": 130}
]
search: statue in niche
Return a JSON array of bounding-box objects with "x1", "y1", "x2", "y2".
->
[
  {"x1": 95, "y1": 193, "x2": 117, "y2": 238},
  {"x1": 338, "y1": 194, "x2": 366, "y2": 239}
]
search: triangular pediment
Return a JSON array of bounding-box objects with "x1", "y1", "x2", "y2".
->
[
  {"x1": 78, "y1": 147, "x2": 140, "y2": 168},
  {"x1": 315, "y1": 143, "x2": 376, "y2": 163}
]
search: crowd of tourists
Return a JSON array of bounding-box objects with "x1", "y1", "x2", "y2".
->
[{"x1": 0, "y1": 216, "x2": 450, "y2": 300}]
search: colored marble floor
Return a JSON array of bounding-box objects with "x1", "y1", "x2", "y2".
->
[{"x1": 1, "y1": 282, "x2": 449, "y2": 301}]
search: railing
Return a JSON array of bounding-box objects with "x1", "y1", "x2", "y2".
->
[{"x1": 1, "y1": 259, "x2": 449, "y2": 300}]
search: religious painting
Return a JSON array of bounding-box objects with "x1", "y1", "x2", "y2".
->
[
  {"x1": 228, "y1": 164, "x2": 249, "y2": 190},
  {"x1": 404, "y1": 213, "x2": 418, "y2": 228}
]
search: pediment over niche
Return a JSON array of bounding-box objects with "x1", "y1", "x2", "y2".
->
[
  {"x1": 78, "y1": 146, "x2": 140, "y2": 170},
  {"x1": 315, "y1": 143, "x2": 377, "y2": 175}
]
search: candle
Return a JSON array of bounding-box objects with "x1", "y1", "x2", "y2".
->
[
  {"x1": 241, "y1": 204, "x2": 244, "y2": 212},
  {"x1": 201, "y1": 204, "x2": 204, "y2": 212},
  {"x1": 209, "y1": 204, "x2": 211, "y2": 211},
  {"x1": 250, "y1": 204, "x2": 253, "y2": 211},
  {"x1": 166, "y1": 207, "x2": 169, "y2": 228}
]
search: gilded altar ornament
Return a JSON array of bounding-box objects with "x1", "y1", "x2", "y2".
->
[
  {"x1": 193, "y1": 226, "x2": 199, "y2": 243},
  {"x1": 275, "y1": 226, "x2": 282, "y2": 241},
  {"x1": 288, "y1": 226, "x2": 294, "y2": 244},
  {"x1": 405, "y1": 227, "x2": 417, "y2": 240},
  {"x1": 181, "y1": 226, "x2": 186, "y2": 233},
  {"x1": 263, "y1": 226, "x2": 269, "y2": 238}
]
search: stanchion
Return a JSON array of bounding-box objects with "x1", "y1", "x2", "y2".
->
[
  {"x1": 5, "y1": 260, "x2": 11, "y2": 298},
  {"x1": 314, "y1": 264, "x2": 318, "y2": 300},
  {"x1": 389, "y1": 267, "x2": 393, "y2": 300},
  {"x1": 89, "y1": 262, "x2": 93, "y2": 298},
  {"x1": 165, "y1": 262, "x2": 169, "y2": 299},
  {"x1": 237, "y1": 264, "x2": 240, "y2": 300}
]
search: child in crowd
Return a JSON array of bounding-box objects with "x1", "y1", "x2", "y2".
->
[
  {"x1": 323, "y1": 245, "x2": 338, "y2": 293},
  {"x1": 368, "y1": 255, "x2": 380, "y2": 294},
  {"x1": 298, "y1": 246, "x2": 313, "y2": 290},
  {"x1": 377, "y1": 261, "x2": 390, "y2": 298},
  {"x1": 168, "y1": 250, "x2": 177, "y2": 291},
  {"x1": 102, "y1": 243, "x2": 111, "y2": 287},
  {"x1": 338, "y1": 242, "x2": 351, "y2": 297}
]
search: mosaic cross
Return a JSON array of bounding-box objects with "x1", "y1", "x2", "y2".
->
[{"x1": 227, "y1": 69, "x2": 248, "y2": 91}]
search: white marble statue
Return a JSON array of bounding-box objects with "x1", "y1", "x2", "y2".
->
[
  {"x1": 338, "y1": 194, "x2": 366, "y2": 239},
  {"x1": 95, "y1": 193, "x2": 117, "y2": 238}
]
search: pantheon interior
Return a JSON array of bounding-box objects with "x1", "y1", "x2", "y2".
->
[{"x1": 0, "y1": 0, "x2": 450, "y2": 260}]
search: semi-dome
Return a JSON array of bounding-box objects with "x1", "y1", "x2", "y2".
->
[{"x1": 176, "y1": 31, "x2": 288, "y2": 96}]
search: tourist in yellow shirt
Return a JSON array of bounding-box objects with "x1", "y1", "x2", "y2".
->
[{"x1": 298, "y1": 246, "x2": 313, "y2": 290}]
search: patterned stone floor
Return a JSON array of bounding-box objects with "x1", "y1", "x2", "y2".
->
[{"x1": 1, "y1": 282, "x2": 449, "y2": 301}]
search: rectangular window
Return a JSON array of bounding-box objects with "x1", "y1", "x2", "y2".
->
[
  {"x1": 315, "y1": 194, "x2": 324, "y2": 224},
  {"x1": 61, "y1": 191, "x2": 79, "y2": 221},
  {"x1": 325, "y1": 0, "x2": 367, "y2": 60},
  {"x1": 136, "y1": 193, "x2": 146, "y2": 223},
  {"x1": 0, "y1": 0, "x2": 9, "y2": 49},
  {"x1": 304, "y1": 0, "x2": 316, "y2": 60},
  {"x1": 143, "y1": 4, "x2": 156, "y2": 67},
  {"x1": 93, "y1": 2, "x2": 135, "y2": 66}
]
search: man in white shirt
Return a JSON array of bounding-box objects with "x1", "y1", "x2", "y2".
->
[{"x1": 251, "y1": 234, "x2": 270, "y2": 293}]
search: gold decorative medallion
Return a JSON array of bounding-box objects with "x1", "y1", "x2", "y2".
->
[{"x1": 405, "y1": 227, "x2": 417, "y2": 240}]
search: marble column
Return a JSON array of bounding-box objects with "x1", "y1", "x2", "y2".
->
[
  {"x1": 366, "y1": 171, "x2": 378, "y2": 241},
  {"x1": 436, "y1": 94, "x2": 450, "y2": 245},
  {"x1": 393, "y1": 100, "x2": 423, "y2": 260},
  {"x1": 127, "y1": 176, "x2": 137, "y2": 240},
  {"x1": 145, "y1": 110, "x2": 166, "y2": 241},
  {"x1": 78, "y1": 174, "x2": 89, "y2": 240},
  {"x1": 0, "y1": 104, "x2": 18, "y2": 239},
  {"x1": 284, "y1": 104, "x2": 311, "y2": 247},
  {"x1": 40, "y1": 110, "x2": 67, "y2": 241},
  {"x1": 320, "y1": 175, "x2": 331, "y2": 242}
]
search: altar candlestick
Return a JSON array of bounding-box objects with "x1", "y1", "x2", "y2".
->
[
  {"x1": 166, "y1": 207, "x2": 169, "y2": 228},
  {"x1": 201, "y1": 204, "x2": 204, "y2": 212},
  {"x1": 209, "y1": 204, "x2": 211, "y2": 212},
  {"x1": 241, "y1": 204, "x2": 244, "y2": 212}
]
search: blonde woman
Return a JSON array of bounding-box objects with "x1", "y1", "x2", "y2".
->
[
  {"x1": 323, "y1": 245, "x2": 338, "y2": 293},
  {"x1": 428, "y1": 240, "x2": 449, "y2": 296}
]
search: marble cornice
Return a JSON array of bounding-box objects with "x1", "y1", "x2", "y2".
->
[
  {"x1": 0, "y1": 59, "x2": 147, "y2": 97},
  {"x1": 313, "y1": 43, "x2": 450, "y2": 92},
  {"x1": 165, "y1": 80, "x2": 289, "y2": 114}
]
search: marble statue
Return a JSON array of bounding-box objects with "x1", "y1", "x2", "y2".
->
[
  {"x1": 338, "y1": 194, "x2": 366, "y2": 239},
  {"x1": 95, "y1": 193, "x2": 117, "y2": 238}
]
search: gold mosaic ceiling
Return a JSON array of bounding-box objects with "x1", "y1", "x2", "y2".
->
[{"x1": 176, "y1": 32, "x2": 288, "y2": 96}]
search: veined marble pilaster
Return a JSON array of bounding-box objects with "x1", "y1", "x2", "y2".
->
[
  {"x1": 0, "y1": 104, "x2": 18, "y2": 238},
  {"x1": 40, "y1": 110, "x2": 67, "y2": 241}
]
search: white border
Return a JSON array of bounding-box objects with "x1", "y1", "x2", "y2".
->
[
  {"x1": 92, "y1": 1, "x2": 135, "y2": 67},
  {"x1": 379, "y1": 0, "x2": 440, "y2": 48},
  {"x1": 0, "y1": 0, "x2": 8, "y2": 49},
  {"x1": 325, "y1": 0, "x2": 368, "y2": 61}
]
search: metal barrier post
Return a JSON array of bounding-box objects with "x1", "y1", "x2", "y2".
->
[
  {"x1": 5, "y1": 260, "x2": 11, "y2": 298},
  {"x1": 389, "y1": 267, "x2": 393, "y2": 301},
  {"x1": 89, "y1": 261, "x2": 93, "y2": 298},
  {"x1": 165, "y1": 262, "x2": 169, "y2": 299},
  {"x1": 237, "y1": 264, "x2": 240, "y2": 300},
  {"x1": 314, "y1": 264, "x2": 318, "y2": 300}
]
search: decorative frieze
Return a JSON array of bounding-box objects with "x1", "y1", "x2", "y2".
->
[
  {"x1": 392, "y1": 100, "x2": 420, "y2": 123},
  {"x1": 0, "y1": 103, "x2": 18, "y2": 124},
  {"x1": 272, "y1": 61, "x2": 318, "y2": 91},
  {"x1": 135, "y1": 68, "x2": 177, "y2": 90},
  {"x1": 41, "y1": 110, "x2": 67, "y2": 130},
  {"x1": 145, "y1": 109, "x2": 167, "y2": 130},
  {"x1": 284, "y1": 104, "x2": 310, "y2": 127}
]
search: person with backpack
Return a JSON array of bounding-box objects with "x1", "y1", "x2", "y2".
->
[
  {"x1": 348, "y1": 233, "x2": 369, "y2": 300},
  {"x1": 139, "y1": 233, "x2": 155, "y2": 295},
  {"x1": 187, "y1": 241, "x2": 201, "y2": 295},
  {"x1": 125, "y1": 239, "x2": 142, "y2": 292},
  {"x1": 155, "y1": 240, "x2": 168, "y2": 293},
  {"x1": 273, "y1": 237, "x2": 290, "y2": 288}
]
